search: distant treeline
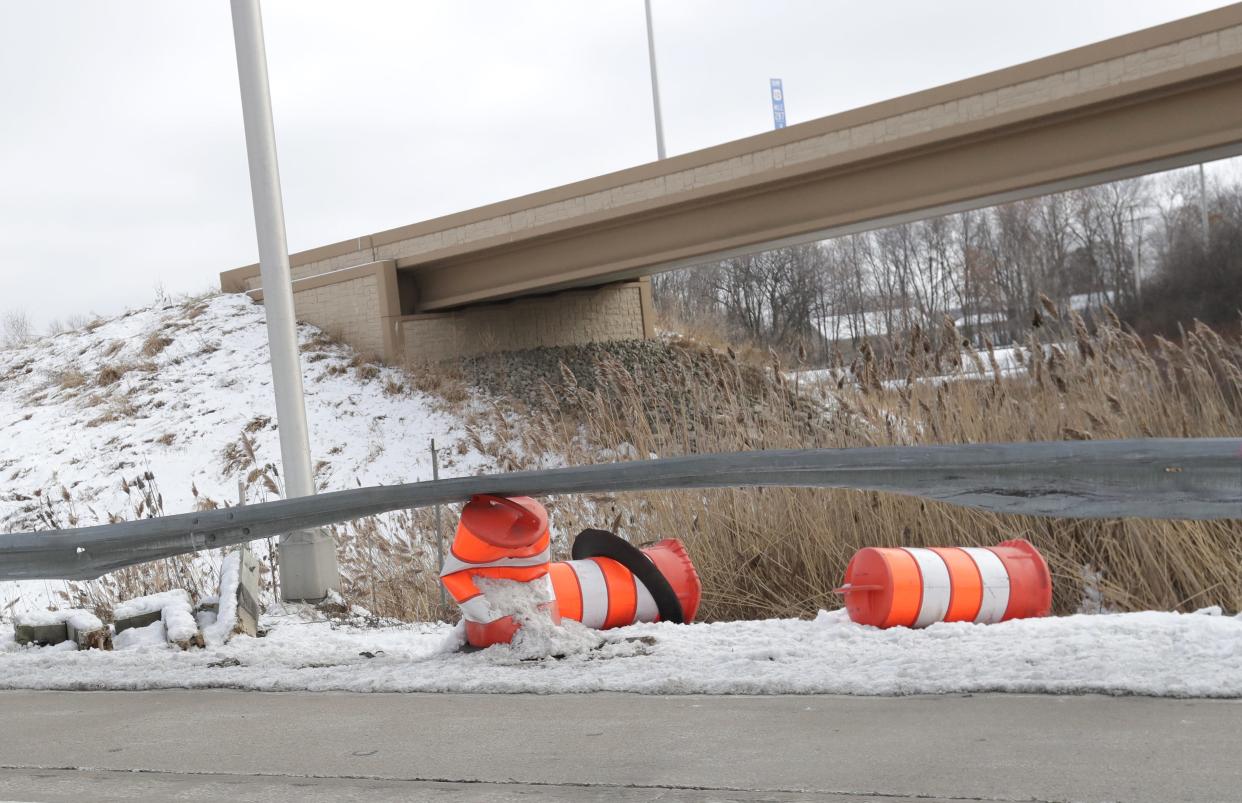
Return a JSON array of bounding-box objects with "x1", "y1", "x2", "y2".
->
[{"x1": 653, "y1": 165, "x2": 1242, "y2": 358}]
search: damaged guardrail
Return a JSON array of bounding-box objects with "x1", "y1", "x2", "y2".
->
[{"x1": 2, "y1": 438, "x2": 1240, "y2": 582}]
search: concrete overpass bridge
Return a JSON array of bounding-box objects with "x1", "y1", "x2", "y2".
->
[{"x1": 222, "y1": 4, "x2": 1242, "y2": 363}]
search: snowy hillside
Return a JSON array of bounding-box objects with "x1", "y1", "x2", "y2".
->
[{"x1": 0, "y1": 293, "x2": 499, "y2": 612}]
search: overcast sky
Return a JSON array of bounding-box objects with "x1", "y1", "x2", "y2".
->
[{"x1": 0, "y1": 0, "x2": 1232, "y2": 328}]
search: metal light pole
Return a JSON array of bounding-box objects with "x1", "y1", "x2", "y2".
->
[
  {"x1": 643, "y1": 0, "x2": 667, "y2": 160},
  {"x1": 230, "y1": 0, "x2": 339, "y2": 601},
  {"x1": 1198, "y1": 162, "x2": 1210, "y2": 248},
  {"x1": 1128, "y1": 206, "x2": 1145, "y2": 303}
]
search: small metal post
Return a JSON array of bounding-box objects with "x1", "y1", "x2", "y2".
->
[
  {"x1": 230, "y1": 0, "x2": 339, "y2": 601},
  {"x1": 431, "y1": 439, "x2": 445, "y2": 605},
  {"x1": 643, "y1": 0, "x2": 667, "y2": 160}
]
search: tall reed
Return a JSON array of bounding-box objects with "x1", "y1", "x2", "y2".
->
[{"x1": 492, "y1": 312, "x2": 1242, "y2": 619}]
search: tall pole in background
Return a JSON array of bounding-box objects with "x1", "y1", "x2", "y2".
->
[
  {"x1": 230, "y1": 0, "x2": 339, "y2": 601},
  {"x1": 643, "y1": 0, "x2": 667, "y2": 160},
  {"x1": 1198, "y1": 163, "x2": 1210, "y2": 248}
]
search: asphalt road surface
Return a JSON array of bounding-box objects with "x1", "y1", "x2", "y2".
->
[{"x1": 0, "y1": 691, "x2": 1237, "y2": 802}]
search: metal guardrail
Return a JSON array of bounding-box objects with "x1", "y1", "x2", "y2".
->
[{"x1": 2, "y1": 439, "x2": 1239, "y2": 581}]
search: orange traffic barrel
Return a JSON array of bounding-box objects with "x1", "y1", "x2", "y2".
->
[
  {"x1": 837, "y1": 539, "x2": 1051, "y2": 628},
  {"x1": 440, "y1": 495, "x2": 558, "y2": 648},
  {"x1": 458, "y1": 494, "x2": 549, "y2": 549},
  {"x1": 550, "y1": 529, "x2": 701, "y2": 628}
]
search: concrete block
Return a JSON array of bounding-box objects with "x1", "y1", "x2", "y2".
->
[
  {"x1": 15, "y1": 609, "x2": 111, "y2": 650},
  {"x1": 14, "y1": 622, "x2": 68, "y2": 646},
  {"x1": 114, "y1": 590, "x2": 202, "y2": 649},
  {"x1": 114, "y1": 609, "x2": 162, "y2": 634}
]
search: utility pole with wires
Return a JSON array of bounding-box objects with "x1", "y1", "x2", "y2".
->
[
  {"x1": 643, "y1": 0, "x2": 667, "y2": 160},
  {"x1": 230, "y1": 0, "x2": 340, "y2": 602}
]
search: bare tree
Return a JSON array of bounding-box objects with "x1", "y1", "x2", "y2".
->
[
  {"x1": 1, "y1": 310, "x2": 34, "y2": 348},
  {"x1": 651, "y1": 163, "x2": 1228, "y2": 360}
]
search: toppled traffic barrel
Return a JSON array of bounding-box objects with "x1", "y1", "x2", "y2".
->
[
  {"x1": 837, "y1": 539, "x2": 1051, "y2": 628},
  {"x1": 551, "y1": 529, "x2": 702, "y2": 628}
]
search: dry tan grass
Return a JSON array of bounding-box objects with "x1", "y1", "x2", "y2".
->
[
  {"x1": 141, "y1": 333, "x2": 173, "y2": 357},
  {"x1": 95, "y1": 363, "x2": 131, "y2": 387},
  {"x1": 84, "y1": 397, "x2": 141, "y2": 428},
  {"x1": 300, "y1": 329, "x2": 344, "y2": 353},
  {"x1": 53, "y1": 369, "x2": 87, "y2": 391},
  {"x1": 329, "y1": 508, "x2": 458, "y2": 622},
  {"x1": 406, "y1": 360, "x2": 471, "y2": 406}
]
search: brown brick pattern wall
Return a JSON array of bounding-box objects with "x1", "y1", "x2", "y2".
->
[
  {"x1": 400, "y1": 283, "x2": 647, "y2": 363},
  {"x1": 292, "y1": 274, "x2": 385, "y2": 357},
  {"x1": 248, "y1": 262, "x2": 399, "y2": 359}
]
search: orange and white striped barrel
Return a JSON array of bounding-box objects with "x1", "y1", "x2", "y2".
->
[
  {"x1": 440, "y1": 495, "x2": 558, "y2": 648},
  {"x1": 837, "y1": 539, "x2": 1051, "y2": 628},
  {"x1": 550, "y1": 557, "x2": 660, "y2": 629},
  {"x1": 550, "y1": 533, "x2": 701, "y2": 629}
]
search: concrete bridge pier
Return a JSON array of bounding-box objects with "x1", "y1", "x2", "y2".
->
[{"x1": 230, "y1": 260, "x2": 655, "y2": 366}]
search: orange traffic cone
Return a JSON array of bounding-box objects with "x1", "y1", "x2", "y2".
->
[
  {"x1": 550, "y1": 529, "x2": 702, "y2": 628},
  {"x1": 837, "y1": 539, "x2": 1051, "y2": 628}
]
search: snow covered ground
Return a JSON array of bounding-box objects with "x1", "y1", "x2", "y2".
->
[
  {"x1": 815, "y1": 291, "x2": 1116, "y2": 345},
  {"x1": 1, "y1": 605, "x2": 1239, "y2": 696},
  {"x1": 0, "y1": 293, "x2": 498, "y2": 613},
  {"x1": 790, "y1": 344, "x2": 1030, "y2": 388}
]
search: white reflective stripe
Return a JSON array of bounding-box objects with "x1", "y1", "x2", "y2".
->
[
  {"x1": 439, "y1": 545, "x2": 551, "y2": 578},
  {"x1": 569, "y1": 559, "x2": 609, "y2": 629},
  {"x1": 458, "y1": 594, "x2": 497, "y2": 624},
  {"x1": 633, "y1": 576, "x2": 659, "y2": 624},
  {"x1": 904, "y1": 548, "x2": 951, "y2": 628},
  {"x1": 962, "y1": 547, "x2": 1011, "y2": 624}
]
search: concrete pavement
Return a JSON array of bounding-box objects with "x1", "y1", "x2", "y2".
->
[{"x1": 0, "y1": 690, "x2": 1237, "y2": 802}]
